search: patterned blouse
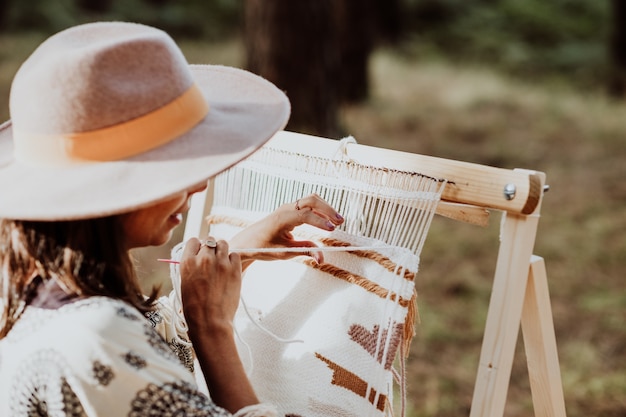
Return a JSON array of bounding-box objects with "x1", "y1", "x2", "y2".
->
[{"x1": 0, "y1": 282, "x2": 232, "y2": 417}]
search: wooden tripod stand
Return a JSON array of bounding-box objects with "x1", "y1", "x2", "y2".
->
[
  {"x1": 184, "y1": 131, "x2": 568, "y2": 416},
  {"x1": 470, "y1": 206, "x2": 567, "y2": 417}
]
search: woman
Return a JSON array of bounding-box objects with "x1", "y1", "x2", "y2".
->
[{"x1": 0, "y1": 22, "x2": 343, "y2": 416}]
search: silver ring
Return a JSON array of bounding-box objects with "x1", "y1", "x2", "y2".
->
[{"x1": 203, "y1": 240, "x2": 217, "y2": 249}]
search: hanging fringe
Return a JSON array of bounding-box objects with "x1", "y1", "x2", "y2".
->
[{"x1": 403, "y1": 289, "x2": 420, "y2": 359}]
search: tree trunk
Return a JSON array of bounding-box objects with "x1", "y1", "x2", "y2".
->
[
  {"x1": 0, "y1": 0, "x2": 10, "y2": 31},
  {"x1": 335, "y1": 0, "x2": 375, "y2": 103},
  {"x1": 609, "y1": 0, "x2": 626, "y2": 98},
  {"x1": 244, "y1": 0, "x2": 341, "y2": 137},
  {"x1": 77, "y1": 0, "x2": 112, "y2": 13},
  {"x1": 373, "y1": 0, "x2": 404, "y2": 44}
]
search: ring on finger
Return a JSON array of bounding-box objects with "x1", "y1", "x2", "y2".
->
[{"x1": 203, "y1": 239, "x2": 217, "y2": 249}]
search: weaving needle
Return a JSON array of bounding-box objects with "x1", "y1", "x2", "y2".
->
[{"x1": 157, "y1": 245, "x2": 389, "y2": 264}]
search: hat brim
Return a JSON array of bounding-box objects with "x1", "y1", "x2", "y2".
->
[{"x1": 0, "y1": 65, "x2": 290, "y2": 221}]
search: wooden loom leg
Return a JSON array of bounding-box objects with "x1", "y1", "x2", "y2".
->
[
  {"x1": 469, "y1": 212, "x2": 539, "y2": 417},
  {"x1": 521, "y1": 256, "x2": 567, "y2": 417}
]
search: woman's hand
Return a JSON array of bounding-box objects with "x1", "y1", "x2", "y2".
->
[
  {"x1": 178, "y1": 237, "x2": 261, "y2": 412},
  {"x1": 179, "y1": 237, "x2": 242, "y2": 332},
  {"x1": 229, "y1": 193, "x2": 344, "y2": 266}
]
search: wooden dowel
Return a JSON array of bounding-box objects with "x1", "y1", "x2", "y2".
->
[
  {"x1": 269, "y1": 131, "x2": 544, "y2": 215},
  {"x1": 436, "y1": 201, "x2": 490, "y2": 227}
]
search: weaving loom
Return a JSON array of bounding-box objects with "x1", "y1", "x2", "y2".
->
[{"x1": 179, "y1": 131, "x2": 567, "y2": 417}]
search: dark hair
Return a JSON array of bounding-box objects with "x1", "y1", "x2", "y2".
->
[{"x1": 0, "y1": 215, "x2": 159, "y2": 338}]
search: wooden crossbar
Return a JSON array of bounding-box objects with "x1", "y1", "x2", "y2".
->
[
  {"x1": 183, "y1": 130, "x2": 567, "y2": 417},
  {"x1": 268, "y1": 131, "x2": 543, "y2": 215}
]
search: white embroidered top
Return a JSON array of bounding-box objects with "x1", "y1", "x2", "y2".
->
[{"x1": 0, "y1": 294, "x2": 236, "y2": 416}]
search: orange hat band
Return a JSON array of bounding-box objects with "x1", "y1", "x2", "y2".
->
[{"x1": 13, "y1": 84, "x2": 209, "y2": 167}]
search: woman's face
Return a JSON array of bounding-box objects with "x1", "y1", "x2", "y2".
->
[{"x1": 120, "y1": 183, "x2": 207, "y2": 249}]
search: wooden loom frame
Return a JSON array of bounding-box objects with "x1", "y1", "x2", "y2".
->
[{"x1": 183, "y1": 131, "x2": 567, "y2": 417}]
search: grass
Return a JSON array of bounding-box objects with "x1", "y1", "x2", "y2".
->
[
  {"x1": 1, "y1": 34, "x2": 624, "y2": 416},
  {"x1": 342, "y1": 50, "x2": 626, "y2": 417}
]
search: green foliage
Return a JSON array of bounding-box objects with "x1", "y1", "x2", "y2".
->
[
  {"x1": 105, "y1": 0, "x2": 241, "y2": 39},
  {"x1": 0, "y1": 0, "x2": 614, "y2": 88},
  {"x1": 2, "y1": 0, "x2": 241, "y2": 40},
  {"x1": 4, "y1": 0, "x2": 83, "y2": 33},
  {"x1": 401, "y1": 0, "x2": 611, "y2": 88}
]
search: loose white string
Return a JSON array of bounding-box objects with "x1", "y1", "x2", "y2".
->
[
  {"x1": 164, "y1": 240, "x2": 412, "y2": 383},
  {"x1": 166, "y1": 242, "x2": 319, "y2": 357},
  {"x1": 332, "y1": 135, "x2": 358, "y2": 162},
  {"x1": 162, "y1": 242, "x2": 192, "y2": 347},
  {"x1": 239, "y1": 296, "x2": 304, "y2": 344}
]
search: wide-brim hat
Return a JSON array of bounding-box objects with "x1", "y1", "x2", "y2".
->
[{"x1": 0, "y1": 21, "x2": 290, "y2": 221}]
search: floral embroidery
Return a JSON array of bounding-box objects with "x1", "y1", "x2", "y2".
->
[
  {"x1": 92, "y1": 360, "x2": 114, "y2": 386},
  {"x1": 123, "y1": 351, "x2": 147, "y2": 370},
  {"x1": 61, "y1": 377, "x2": 88, "y2": 416},
  {"x1": 10, "y1": 350, "x2": 87, "y2": 417},
  {"x1": 144, "y1": 310, "x2": 163, "y2": 328},
  {"x1": 129, "y1": 381, "x2": 230, "y2": 417},
  {"x1": 168, "y1": 339, "x2": 195, "y2": 374},
  {"x1": 2, "y1": 297, "x2": 223, "y2": 416}
]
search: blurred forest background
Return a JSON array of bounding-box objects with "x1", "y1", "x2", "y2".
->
[{"x1": 1, "y1": 1, "x2": 625, "y2": 416}]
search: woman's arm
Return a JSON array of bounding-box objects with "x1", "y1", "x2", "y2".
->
[
  {"x1": 179, "y1": 238, "x2": 259, "y2": 413},
  {"x1": 229, "y1": 194, "x2": 344, "y2": 269},
  {"x1": 178, "y1": 195, "x2": 342, "y2": 413}
]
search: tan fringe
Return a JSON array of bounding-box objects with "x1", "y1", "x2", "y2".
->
[
  {"x1": 402, "y1": 289, "x2": 420, "y2": 358},
  {"x1": 301, "y1": 259, "x2": 411, "y2": 308},
  {"x1": 319, "y1": 237, "x2": 415, "y2": 282}
]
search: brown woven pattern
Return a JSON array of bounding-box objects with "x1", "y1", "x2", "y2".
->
[
  {"x1": 206, "y1": 213, "x2": 420, "y2": 357},
  {"x1": 206, "y1": 214, "x2": 415, "y2": 281}
]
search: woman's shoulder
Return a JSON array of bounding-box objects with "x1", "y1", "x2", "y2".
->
[
  {"x1": 4, "y1": 296, "x2": 148, "y2": 345},
  {"x1": 1, "y1": 296, "x2": 186, "y2": 385},
  {"x1": 0, "y1": 297, "x2": 228, "y2": 417},
  {"x1": 67, "y1": 296, "x2": 149, "y2": 329}
]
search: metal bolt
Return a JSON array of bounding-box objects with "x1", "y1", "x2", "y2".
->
[{"x1": 503, "y1": 183, "x2": 517, "y2": 200}]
